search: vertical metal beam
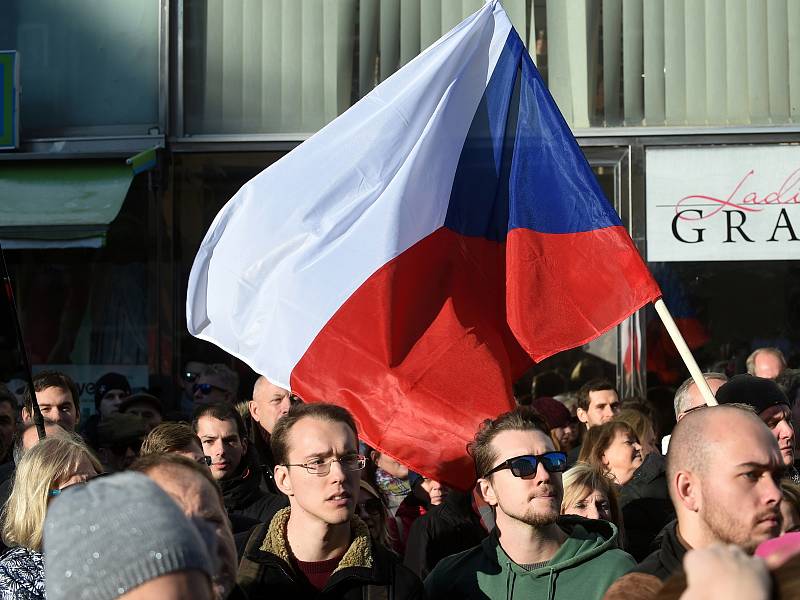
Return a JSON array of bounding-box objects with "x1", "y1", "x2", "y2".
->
[
  {"x1": 159, "y1": 0, "x2": 171, "y2": 135},
  {"x1": 175, "y1": 0, "x2": 185, "y2": 137}
]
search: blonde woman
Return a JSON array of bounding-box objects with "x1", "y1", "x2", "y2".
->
[
  {"x1": 0, "y1": 435, "x2": 102, "y2": 599},
  {"x1": 561, "y1": 462, "x2": 625, "y2": 547}
]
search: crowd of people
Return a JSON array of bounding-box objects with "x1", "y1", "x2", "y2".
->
[{"x1": 0, "y1": 346, "x2": 797, "y2": 598}]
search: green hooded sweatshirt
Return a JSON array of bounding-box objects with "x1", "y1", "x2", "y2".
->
[{"x1": 425, "y1": 515, "x2": 635, "y2": 600}]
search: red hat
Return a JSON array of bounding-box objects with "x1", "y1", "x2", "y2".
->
[{"x1": 531, "y1": 397, "x2": 572, "y2": 430}]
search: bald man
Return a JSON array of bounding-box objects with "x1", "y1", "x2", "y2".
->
[
  {"x1": 661, "y1": 373, "x2": 727, "y2": 454},
  {"x1": 604, "y1": 405, "x2": 783, "y2": 598},
  {"x1": 247, "y1": 376, "x2": 298, "y2": 495},
  {"x1": 747, "y1": 347, "x2": 786, "y2": 380}
]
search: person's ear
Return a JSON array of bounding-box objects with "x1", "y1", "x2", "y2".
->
[
  {"x1": 478, "y1": 477, "x2": 498, "y2": 507},
  {"x1": 21, "y1": 407, "x2": 32, "y2": 425},
  {"x1": 675, "y1": 471, "x2": 700, "y2": 512},
  {"x1": 274, "y1": 465, "x2": 293, "y2": 496},
  {"x1": 576, "y1": 407, "x2": 588, "y2": 425},
  {"x1": 241, "y1": 437, "x2": 249, "y2": 453},
  {"x1": 248, "y1": 400, "x2": 260, "y2": 423}
]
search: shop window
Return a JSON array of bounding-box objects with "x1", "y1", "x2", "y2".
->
[
  {"x1": 0, "y1": 174, "x2": 154, "y2": 420},
  {"x1": 0, "y1": 0, "x2": 159, "y2": 137},
  {"x1": 644, "y1": 260, "x2": 800, "y2": 388},
  {"x1": 182, "y1": 0, "x2": 799, "y2": 134}
]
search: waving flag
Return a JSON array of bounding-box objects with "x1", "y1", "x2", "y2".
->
[{"x1": 187, "y1": 1, "x2": 661, "y2": 490}]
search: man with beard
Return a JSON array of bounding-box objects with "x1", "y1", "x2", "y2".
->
[
  {"x1": 237, "y1": 403, "x2": 424, "y2": 597},
  {"x1": 425, "y1": 407, "x2": 634, "y2": 600},
  {"x1": 605, "y1": 404, "x2": 783, "y2": 598},
  {"x1": 193, "y1": 402, "x2": 287, "y2": 523}
]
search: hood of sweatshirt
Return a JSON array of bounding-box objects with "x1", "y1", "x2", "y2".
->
[{"x1": 479, "y1": 515, "x2": 632, "y2": 600}]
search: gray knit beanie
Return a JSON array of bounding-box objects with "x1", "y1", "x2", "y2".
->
[{"x1": 44, "y1": 471, "x2": 213, "y2": 600}]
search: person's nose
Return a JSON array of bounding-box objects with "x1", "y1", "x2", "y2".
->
[
  {"x1": 764, "y1": 476, "x2": 783, "y2": 506},
  {"x1": 327, "y1": 458, "x2": 347, "y2": 482},
  {"x1": 778, "y1": 420, "x2": 794, "y2": 441},
  {"x1": 210, "y1": 440, "x2": 224, "y2": 458},
  {"x1": 536, "y1": 461, "x2": 552, "y2": 482},
  {"x1": 586, "y1": 504, "x2": 600, "y2": 520},
  {"x1": 279, "y1": 397, "x2": 292, "y2": 415}
]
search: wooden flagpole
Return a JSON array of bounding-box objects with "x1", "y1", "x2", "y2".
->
[{"x1": 653, "y1": 298, "x2": 718, "y2": 407}]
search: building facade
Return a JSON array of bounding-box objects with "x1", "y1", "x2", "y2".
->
[{"x1": 1, "y1": 0, "x2": 798, "y2": 415}]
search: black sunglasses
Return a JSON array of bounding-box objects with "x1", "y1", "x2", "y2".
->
[
  {"x1": 192, "y1": 383, "x2": 226, "y2": 395},
  {"x1": 483, "y1": 451, "x2": 568, "y2": 479}
]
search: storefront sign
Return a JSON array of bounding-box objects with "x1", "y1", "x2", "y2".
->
[
  {"x1": 646, "y1": 145, "x2": 800, "y2": 261},
  {"x1": 32, "y1": 363, "x2": 149, "y2": 421}
]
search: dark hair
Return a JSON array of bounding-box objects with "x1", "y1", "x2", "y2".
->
[
  {"x1": 0, "y1": 383, "x2": 16, "y2": 413},
  {"x1": 192, "y1": 402, "x2": 246, "y2": 439},
  {"x1": 270, "y1": 403, "x2": 358, "y2": 466},
  {"x1": 532, "y1": 371, "x2": 567, "y2": 399},
  {"x1": 577, "y1": 378, "x2": 617, "y2": 412},
  {"x1": 141, "y1": 422, "x2": 202, "y2": 456},
  {"x1": 25, "y1": 371, "x2": 80, "y2": 416},
  {"x1": 130, "y1": 452, "x2": 223, "y2": 504},
  {"x1": 578, "y1": 421, "x2": 638, "y2": 471},
  {"x1": 469, "y1": 407, "x2": 551, "y2": 480}
]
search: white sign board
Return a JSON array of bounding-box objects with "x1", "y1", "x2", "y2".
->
[{"x1": 646, "y1": 145, "x2": 800, "y2": 261}]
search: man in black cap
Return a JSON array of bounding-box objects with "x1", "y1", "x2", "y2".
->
[
  {"x1": 81, "y1": 372, "x2": 132, "y2": 449},
  {"x1": 716, "y1": 374, "x2": 798, "y2": 482},
  {"x1": 96, "y1": 412, "x2": 147, "y2": 472}
]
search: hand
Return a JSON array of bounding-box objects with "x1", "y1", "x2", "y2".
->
[{"x1": 680, "y1": 544, "x2": 770, "y2": 600}]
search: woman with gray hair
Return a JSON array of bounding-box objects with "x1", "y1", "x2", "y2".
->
[{"x1": 0, "y1": 434, "x2": 102, "y2": 599}]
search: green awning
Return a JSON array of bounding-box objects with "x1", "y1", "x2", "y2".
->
[{"x1": 0, "y1": 162, "x2": 134, "y2": 248}]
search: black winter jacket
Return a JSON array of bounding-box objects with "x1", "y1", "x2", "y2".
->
[
  {"x1": 238, "y1": 507, "x2": 425, "y2": 600},
  {"x1": 219, "y1": 447, "x2": 288, "y2": 523},
  {"x1": 619, "y1": 452, "x2": 675, "y2": 561},
  {"x1": 633, "y1": 520, "x2": 686, "y2": 581},
  {"x1": 403, "y1": 491, "x2": 486, "y2": 579}
]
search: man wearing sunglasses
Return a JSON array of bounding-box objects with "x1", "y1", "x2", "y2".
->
[
  {"x1": 425, "y1": 407, "x2": 634, "y2": 600},
  {"x1": 192, "y1": 364, "x2": 239, "y2": 406},
  {"x1": 237, "y1": 402, "x2": 424, "y2": 598}
]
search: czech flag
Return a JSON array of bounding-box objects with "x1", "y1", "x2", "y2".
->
[{"x1": 187, "y1": 1, "x2": 661, "y2": 490}]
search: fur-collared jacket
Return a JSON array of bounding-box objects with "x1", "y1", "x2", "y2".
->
[{"x1": 237, "y1": 507, "x2": 425, "y2": 599}]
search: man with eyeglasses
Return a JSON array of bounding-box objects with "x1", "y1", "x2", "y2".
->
[
  {"x1": 237, "y1": 402, "x2": 424, "y2": 598},
  {"x1": 178, "y1": 359, "x2": 207, "y2": 417},
  {"x1": 425, "y1": 407, "x2": 634, "y2": 600}
]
